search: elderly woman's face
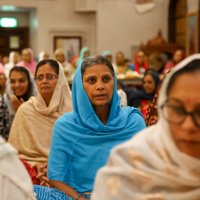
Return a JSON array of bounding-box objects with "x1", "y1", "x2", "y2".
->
[
  {"x1": 35, "y1": 63, "x2": 58, "y2": 98},
  {"x1": 21, "y1": 50, "x2": 31, "y2": 63},
  {"x1": 82, "y1": 64, "x2": 114, "y2": 107},
  {"x1": 167, "y1": 72, "x2": 200, "y2": 158},
  {"x1": 56, "y1": 52, "x2": 65, "y2": 63}
]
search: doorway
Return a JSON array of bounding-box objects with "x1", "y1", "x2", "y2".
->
[
  {"x1": 0, "y1": 27, "x2": 29, "y2": 57},
  {"x1": 168, "y1": 0, "x2": 187, "y2": 51}
]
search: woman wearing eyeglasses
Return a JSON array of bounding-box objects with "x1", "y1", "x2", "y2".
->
[
  {"x1": 91, "y1": 54, "x2": 200, "y2": 200},
  {"x1": 8, "y1": 59, "x2": 73, "y2": 187}
]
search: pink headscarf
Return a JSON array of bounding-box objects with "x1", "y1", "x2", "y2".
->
[
  {"x1": 0, "y1": 63, "x2": 5, "y2": 74},
  {"x1": 17, "y1": 48, "x2": 37, "y2": 74}
]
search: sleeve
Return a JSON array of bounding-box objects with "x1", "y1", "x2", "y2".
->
[{"x1": 47, "y1": 116, "x2": 77, "y2": 183}]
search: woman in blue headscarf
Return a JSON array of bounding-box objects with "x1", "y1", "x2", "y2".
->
[
  {"x1": 102, "y1": 50, "x2": 118, "y2": 74},
  {"x1": 33, "y1": 55, "x2": 145, "y2": 200},
  {"x1": 75, "y1": 47, "x2": 92, "y2": 66}
]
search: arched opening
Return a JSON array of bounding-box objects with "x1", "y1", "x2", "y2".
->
[{"x1": 168, "y1": 0, "x2": 187, "y2": 51}]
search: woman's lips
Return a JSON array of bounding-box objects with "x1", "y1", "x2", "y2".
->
[
  {"x1": 94, "y1": 94, "x2": 107, "y2": 99},
  {"x1": 179, "y1": 140, "x2": 200, "y2": 145}
]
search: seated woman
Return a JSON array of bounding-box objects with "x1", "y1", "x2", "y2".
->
[
  {"x1": 129, "y1": 71, "x2": 160, "y2": 118},
  {"x1": 76, "y1": 47, "x2": 92, "y2": 66},
  {"x1": 54, "y1": 48, "x2": 74, "y2": 78},
  {"x1": 4, "y1": 67, "x2": 37, "y2": 124},
  {"x1": 115, "y1": 52, "x2": 128, "y2": 74},
  {"x1": 17, "y1": 48, "x2": 38, "y2": 75},
  {"x1": 4, "y1": 51, "x2": 20, "y2": 78},
  {"x1": 127, "y1": 50, "x2": 148, "y2": 74},
  {"x1": 33, "y1": 55, "x2": 146, "y2": 200},
  {"x1": 38, "y1": 51, "x2": 50, "y2": 62},
  {"x1": 102, "y1": 50, "x2": 118, "y2": 74},
  {"x1": 92, "y1": 54, "x2": 200, "y2": 200},
  {"x1": 8, "y1": 60, "x2": 73, "y2": 185},
  {"x1": 163, "y1": 49, "x2": 185, "y2": 74}
]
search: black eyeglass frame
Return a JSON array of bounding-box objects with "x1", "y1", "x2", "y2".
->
[{"x1": 161, "y1": 100, "x2": 200, "y2": 128}]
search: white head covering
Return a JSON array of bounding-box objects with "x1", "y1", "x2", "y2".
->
[
  {"x1": 8, "y1": 62, "x2": 73, "y2": 166},
  {"x1": 92, "y1": 54, "x2": 200, "y2": 200},
  {"x1": 38, "y1": 51, "x2": 45, "y2": 62},
  {"x1": 4, "y1": 51, "x2": 19, "y2": 78}
]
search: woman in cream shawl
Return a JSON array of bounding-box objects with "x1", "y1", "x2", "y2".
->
[
  {"x1": 8, "y1": 59, "x2": 73, "y2": 185},
  {"x1": 92, "y1": 54, "x2": 200, "y2": 200}
]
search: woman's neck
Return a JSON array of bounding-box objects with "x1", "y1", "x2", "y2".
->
[
  {"x1": 1, "y1": 86, "x2": 5, "y2": 94},
  {"x1": 93, "y1": 104, "x2": 110, "y2": 125},
  {"x1": 42, "y1": 94, "x2": 53, "y2": 107}
]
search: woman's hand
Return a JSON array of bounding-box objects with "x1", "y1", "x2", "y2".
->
[
  {"x1": 11, "y1": 95, "x2": 24, "y2": 111},
  {"x1": 36, "y1": 162, "x2": 50, "y2": 187}
]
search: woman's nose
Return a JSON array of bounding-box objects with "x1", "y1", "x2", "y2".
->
[
  {"x1": 182, "y1": 115, "x2": 199, "y2": 133},
  {"x1": 96, "y1": 82, "x2": 105, "y2": 90}
]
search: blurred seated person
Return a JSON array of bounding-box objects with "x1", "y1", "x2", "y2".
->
[
  {"x1": 4, "y1": 51, "x2": 20, "y2": 78},
  {"x1": 2, "y1": 56, "x2": 9, "y2": 65},
  {"x1": 115, "y1": 52, "x2": 128, "y2": 74},
  {"x1": 38, "y1": 51, "x2": 49, "y2": 62},
  {"x1": 4, "y1": 67, "x2": 37, "y2": 124},
  {"x1": 92, "y1": 54, "x2": 200, "y2": 200},
  {"x1": 129, "y1": 71, "x2": 160, "y2": 118},
  {"x1": 0, "y1": 136, "x2": 35, "y2": 200},
  {"x1": 117, "y1": 81, "x2": 127, "y2": 107},
  {"x1": 0, "y1": 94, "x2": 10, "y2": 140},
  {"x1": 102, "y1": 50, "x2": 118, "y2": 74},
  {"x1": 54, "y1": 48, "x2": 74, "y2": 78},
  {"x1": 163, "y1": 49, "x2": 185, "y2": 74},
  {"x1": 0, "y1": 73, "x2": 6, "y2": 94},
  {"x1": 76, "y1": 47, "x2": 92, "y2": 66},
  {"x1": 33, "y1": 56, "x2": 146, "y2": 200},
  {"x1": 17, "y1": 48, "x2": 37, "y2": 75},
  {"x1": 8, "y1": 60, "x2": 72, "y2": 186},
  {"x1": 127, "y1": 51, "x2": 148, "y2": 74}
]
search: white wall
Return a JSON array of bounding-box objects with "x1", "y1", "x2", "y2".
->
[
  {"x1": 0, "y1": 0, "x2": 198, "y2": 59},
  {"x1": 0, "y1": 12, "x2": 29, "y2": 27},
  {"x1": 0, "y1": 0, "x2": 95, "y2": 57},
  {"x1": 96, "y1": 0, "x2": 169, "y2": 60}
]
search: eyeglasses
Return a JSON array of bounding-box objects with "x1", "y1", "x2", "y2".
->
[
  {"x1": 161, "y1": 103, "x2": 200, "y2": 127},
  {"x1": 35, "y1": 75, "x2": 58, "y2": 81}
]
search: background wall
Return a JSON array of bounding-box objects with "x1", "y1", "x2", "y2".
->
[{"x1": 0, "y1": 0, "x2": 199, "y2": 59}]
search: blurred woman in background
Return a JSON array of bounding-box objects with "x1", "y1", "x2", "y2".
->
[
  {"x1": 17, "y1": 48, "x2": 37, "y2": 75},
  {"x1": 4, "y1": 51, "x2": 20, "y2": 78},
  {"x1": 129, "y1": 71, "x2": 160, "y2": 118}
]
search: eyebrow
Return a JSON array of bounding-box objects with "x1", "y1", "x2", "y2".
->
[
  {"x1": 84, "y1": 73, "x2": 112, "y2": 79},
  {"x1": 168, "y1": 97, "x2": 200, "y2": 107}
]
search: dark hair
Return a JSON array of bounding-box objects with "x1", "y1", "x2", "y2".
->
[
  {"x1": 9, "y1": 66, "x2": 32, "y2": 101},
  {"x1": 35, "y1": 59, "x2": 59, "y2": 77},
  {"x1": 81, "y1": 55, "x2": 115, "y2": 78},
  {"x1": 167, "y1": 59, "x2": 200, "y2": 95}
]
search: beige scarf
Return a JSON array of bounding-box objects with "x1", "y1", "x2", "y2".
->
[
  {"x1": 8, "y1": 62, "x2": 73, "y2": 166},
  {"x1": 92, "y1": 54, "x2": 200, "y2": 200}
]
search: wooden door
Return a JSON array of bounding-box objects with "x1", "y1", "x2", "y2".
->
[
  {"x1": 168, "y1": 0, "x2": 187, "y2": 51},
  {"x1": 0, "y1": 27, "x2": 29, "y2": 57}
]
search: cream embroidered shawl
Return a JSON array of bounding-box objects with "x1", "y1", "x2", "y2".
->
[
  {"x1": 91, "y1": 55, "x2": 200, "y2": 200},
  {"x1": 8, "y1": 62, "x2": 73, "y2": 167}
]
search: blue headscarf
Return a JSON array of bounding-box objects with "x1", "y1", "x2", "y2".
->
[
  {"x1": 48, "y1": 59, "x2": 146, "y2": 193},
  {"x1": 102, "y1": 50, "x2": 113, "y2": 58},
  {"x1": 75, "y1": 47, "x2": 92, "y2": 66}
]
